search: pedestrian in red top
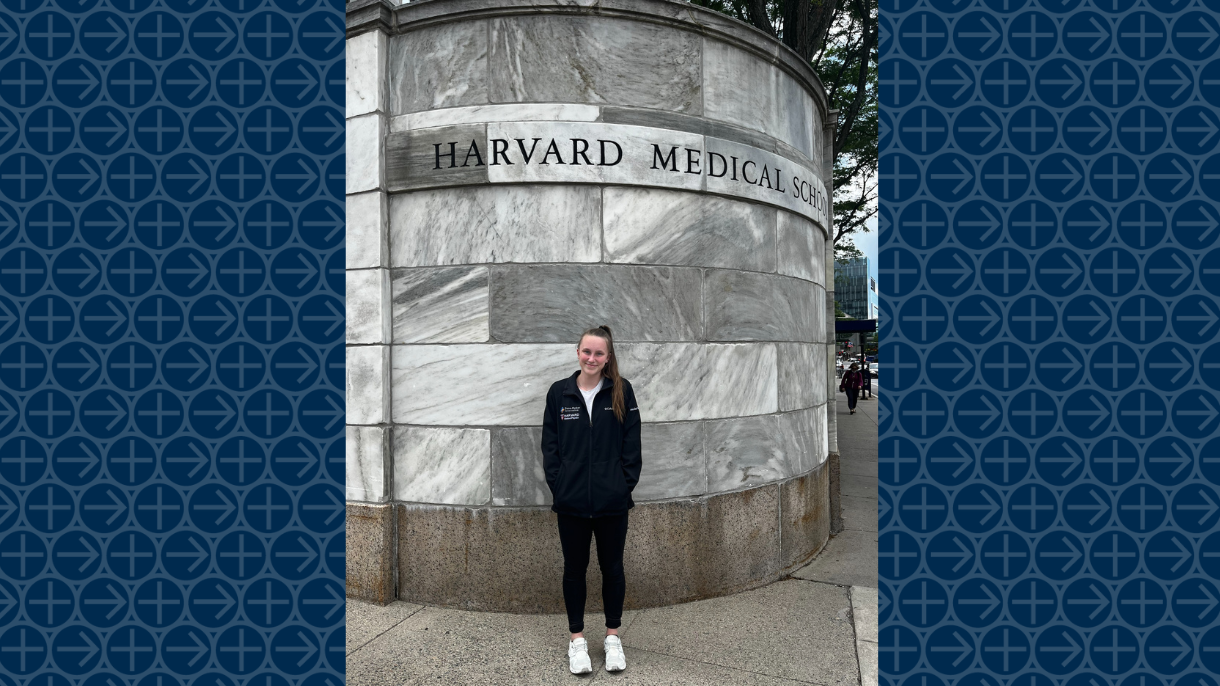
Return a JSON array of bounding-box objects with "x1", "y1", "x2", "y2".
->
[{"x1": 840, "y1": 363, "x2": 864, "y2": 414}]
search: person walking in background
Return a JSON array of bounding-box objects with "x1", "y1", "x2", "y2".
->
[
  {"x1": 862, "y1": 361, "x2": 872, "y2": 399},
  {"x1": 541, "y1": 325, "x2": 642, "y2": 675},
  {"x1": 840, "y1": 362, "x2": 864, "y2": 415}
]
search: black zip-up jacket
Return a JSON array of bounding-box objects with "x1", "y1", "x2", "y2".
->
[{"x1": 541, "y1": 372, "x2": 642, "y2": 518}]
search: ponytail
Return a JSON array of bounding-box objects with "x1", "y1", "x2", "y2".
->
[{"x1": 579, "y1": 325, "x2": 626, "y2": 422}]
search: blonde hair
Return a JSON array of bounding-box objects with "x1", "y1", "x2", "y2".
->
[{"x1": 578, "y1": 325, "x2": 625, "y2": 422}]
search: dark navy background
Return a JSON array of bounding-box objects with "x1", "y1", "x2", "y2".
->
[
  {"x1": 0, "y1": 0, "x2": 345, "y2": 684},
  {"x1": 880, "y1": 1, "x2": 1220, "y2": 685}
]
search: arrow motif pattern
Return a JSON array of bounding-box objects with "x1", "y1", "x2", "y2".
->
[
  {"x1": 882, "y1": 1, "x2": 1220, "y2": 683},
  {"x1": 0, "y1": 1, "x2": 344, "y2": 683}
]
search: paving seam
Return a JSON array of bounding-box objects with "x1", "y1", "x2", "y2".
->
[
  {"x1": 846, "y1": 587, "x2": 865, "y2": 686},
  {"x1": 346, "y1": 604, "x2": 428, "y2": 657}
]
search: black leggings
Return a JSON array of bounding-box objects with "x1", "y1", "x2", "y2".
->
[
  {"x1": 847, "y1": 387, "x2": 859, "y2": 410},
  {"x1": 557, "y1": 512, "x2": 628, "y2": 634}
]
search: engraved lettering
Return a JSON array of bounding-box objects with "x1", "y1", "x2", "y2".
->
[
  {"x1": 490, "y1": 139, "x2": 512, "y2": 166},
  {"x1": 651, "y1": 145, "x2": 679, "y2": 171},
  {"x1": 434, "y1": 142, "x2": 457, "y2": 170}
]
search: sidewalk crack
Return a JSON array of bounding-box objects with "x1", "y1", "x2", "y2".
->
[{"x1": 346, "y1": 604, "x2": 427, "y2": 657}]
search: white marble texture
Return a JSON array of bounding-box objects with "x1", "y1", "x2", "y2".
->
[
  {"x1": 704, "y1": 270, "x2": 819, "y2": 342},
  {"x1": 388, "y1": 21, "x2": 489, "y2": 114},
  {"x1": 392, "y1": 266, "x2": 489, "y2": 343},
  {"x1": 615, "y1": 342, "x2": 778, "y2": 422},
  {"x1": 778, "y1": 407, "x2": 820, "y2": 475},
  {"x1": 391, "y1": 103, "x2": 601, "y2": 132},
  {"x1": 346, "y1": 269, "x2": 391, "y2": 344},
  {"x1": 705, "y1": 136, "x2": 829, "y2": 232},
  {"x1": 393, "y1": 427, "x2": 491, "y2": 505},
  {"x1": 490, "y1": 427, "x2": 550, "y2": 506},
  {"x1": 776, "y1": 70, "x2": 816, "y2": 160},
  {"x1": 702, "y1": 40, "x2": 819, "y2": 161},
  {"x1": 346, "y1": 30, "x2": 386, "y2": 118},
  {"x1": 485, "y1": 121, "x2": 704, "y2": 192},
  {"x1": 393, "y1": 343, "x2": 778, "y2": 425},
  {"x1": 347, "y1": 191, "x2": 388, "y2": 270},
  {"x1": 489, "y1": 264, "x2": 703, "y2": 342},
  {"x1": 488, "y1": 15, "x2": 702, "y2": 113},
  {"x1": 603, "y1": 188, "x2": 776, "y2": 272},
  {"x1": 778, "y1": 343, "x2": 826, "y2": 412},
  {"x1": 705, "y1": 414, "x2": 789, "y2": 491},
  {"x1": 777, "y1": 211, "x2": 820, "y2": 283},
  {"x1": 634, "y1": 421, "x2": 707, "y2": 501},
  {"x1": 347, "y1": 426, "x2": 389, "y2": 502},
  {"x1": 812, "y1": 285, "x2": 827, "y2": 345},
  {"x1": 388, "y1": 186, "x2": 601, "y2": 267},
  {"x1": 347, "y1": 345, "x2": 390, "y2": 425},
  {"x1": 810, "y1": 219, "x2": 827, "y2": 287},
  {"x1": 702, "y1": 40, "x2": 774, "y2": 144},
  {"x1": 346, "y1": 113, "x2": 385, "y2": 194},
  {"x1": 705, "y1": 407, "x2": 821, "y2": 492},
  {"x1": 392, "y1": 344, "x2": 574, "y2": 426},
  {"x1": 812, "y1": 403, "x2": 828, "y2": 467}
]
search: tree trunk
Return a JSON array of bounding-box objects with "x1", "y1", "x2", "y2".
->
[{"x1": 781, "y1": 0, "x2": 839, "y2": 62}]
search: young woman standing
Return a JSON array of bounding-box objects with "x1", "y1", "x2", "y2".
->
[{"x1": 540, "y1": 325, "x2": 642, "y2": 674}]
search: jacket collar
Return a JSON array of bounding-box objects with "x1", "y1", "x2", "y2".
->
[{"x1": 563, "y1": 370, "x2": 611, "y2": 398}]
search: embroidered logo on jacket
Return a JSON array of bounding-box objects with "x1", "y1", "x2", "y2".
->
[{"x1": 560, "y1": 407, "x2": 581, "y2": 421}]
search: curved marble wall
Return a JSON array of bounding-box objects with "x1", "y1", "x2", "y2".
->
[{"x1": 344, "y1": 0, "x2": 836, "y2": 609}]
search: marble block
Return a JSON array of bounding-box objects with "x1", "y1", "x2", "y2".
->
[
  {"x1": 776, "y1": 69, "x2": 816, "y2": 160},
  {"x1": 347, "y1": 113, "x2": 385, "y2": 194},
  {"x1": 489, "y1": 427, "x2": 550, "y2": 507},
  {"x1": 778, "y1": 407, "x2": 819, "y2": 475},
  {"x1": 393, "y1": 426, "x2": 491, "y2": 505},
  {"x1": 385, "y1": 123, "x2": 489, "y2": 190},
  {"x1": 393, "y1": 103, "x2": 601, "y2": 132},
  {"x1": 392, "y1": 344, "x2": 574, "y2": 425},
  {"x1": 346, "y1": 29, "x2": 387, "y2": 118},
  {"x1": 488, "y1": 15, "x2": 701, "y2": 113},
  {"x1": 347, "y1": 191, "x2": 388, "y2": 270},
  {"x1": 391, "y1": 266, "x2": 489, "y2": 343},
  {"x1": 347, "y1": 426, "x2": 390, "y2": 502},
  {"x1": 346, "y1": 345, "x2": 390, "y2": 425},
  {"x1": 634, "y1": 421, "x2": 707, "y2": 501},
  {"x1": 346, "y1": 269, "x2": 390, "y2": 344},
  {"x1": 388, "y1": 185, "x2": 601, "y2": 267},
  {"x1": 778, "y1": 343, "x2": 823, "y2": 412},
  {"x1": 615, "y1": 342, "x2": 778, "y2": 422},
  {"x1": 811, "y1": 345, "x2": 828, "y2": 406},
  {"x1": 701, "y1": 39, "x2": 775, "y2": 141},
  {"x1": 603, "y1": 188, "x2": 776, "y2": 272},
  {"x1": 489, "y1": 264, "x2": 703, "y2": 342},
  {"x1": 777, "y1": 211, "x2": 819, "y2": 283},
  {"x1": 812, "y1": 285, "x2": 827, "y2": 344},
  {"x1": 388, "y1": 21, "x2": 488, "y2": 114},
  {"x1": 705, "y1": 414, "x2": 789, "y2": 492},
  {"x1": 810, "y1": 220, "x2": 826, "y2": 286},
  {"x1": 704, "y1": 270, "x2": 818, "y2": 342},
  {"x1": 812, "y1": 403, "x2": 828, "y2": 467}
]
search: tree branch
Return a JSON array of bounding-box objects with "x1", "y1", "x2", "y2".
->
[{"x1": 833, "y1": 0, "x2": 873, "y2": 157}]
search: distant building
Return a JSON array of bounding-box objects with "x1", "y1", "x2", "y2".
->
[{"x1": 834, "y1": 257, "x2": 877, "y2": 320}]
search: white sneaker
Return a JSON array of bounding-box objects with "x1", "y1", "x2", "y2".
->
[
  {"x1": 568, "y1": 638, "x2": 592, "y2": 674},
  {"x1": 604, "y1": 635, "x2": 626, "y2": 672}
]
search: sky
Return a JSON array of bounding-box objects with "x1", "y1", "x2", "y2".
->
[{"x1": 845, "y1": 214, "x2": 879, "y2": 283}]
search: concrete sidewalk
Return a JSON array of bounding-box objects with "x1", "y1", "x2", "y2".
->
[{"x1": 347, "y1": 390, "x2": 879, "y2": 686}]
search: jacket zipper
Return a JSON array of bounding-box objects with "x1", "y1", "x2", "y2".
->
[{"x1": 587, "y1": 389, "x2": 593, "y2": 517}]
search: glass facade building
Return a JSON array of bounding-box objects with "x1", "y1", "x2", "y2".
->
[{"x1": 834, "y1": 256, "x2": 878, "y2": 320}]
